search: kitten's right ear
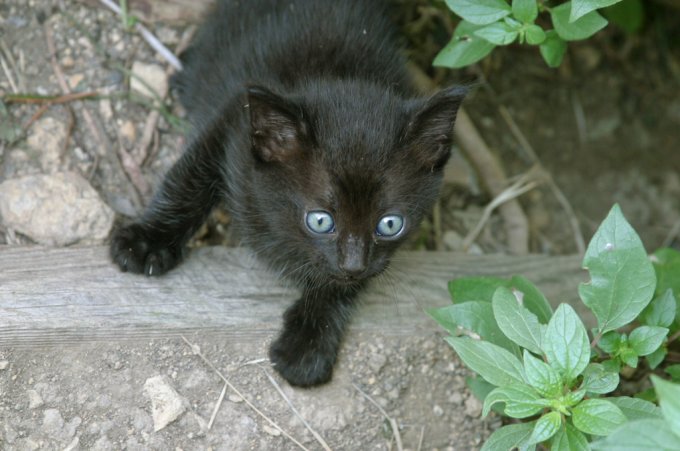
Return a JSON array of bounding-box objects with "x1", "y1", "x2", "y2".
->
[
  {"x1": 404, "y1": 85, "x2": 467, "y2": 170},
  {"x1": 247, "y1": 86, "x2": 310, "y2": 164}
]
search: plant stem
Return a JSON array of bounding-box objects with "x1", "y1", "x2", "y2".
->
[
  {"x1": 668, "y1": 330, "x2": 680, "y2": 344},
  {"x1": 590, "y1": 330, "x2": 603, "y2": 349}
]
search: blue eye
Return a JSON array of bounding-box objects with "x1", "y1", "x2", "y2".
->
[
  {"x1": 376, "y1": 214, "x2": 404, "y2": 237},
  {"x1": 305, "y1": 211, "x2": 335, "y2": 234}
]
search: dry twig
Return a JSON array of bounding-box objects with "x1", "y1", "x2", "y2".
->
[
  {"x1": 463, "y1": 167, "x2": 543, "y2": 251},
  {"x1": 180, "y1": 336, "x2": 310, "y2": 451},
  {"x1": 496, "y1": 104, "x2": 586, "y2": 254},
  {"x1": 258, "y1": 365, "x2": 333, "y2": 451},
  {"x1": 97, "y1": 0, "x2": 182, "y2": 70},
  {"x1": 352, "y1": 382, "x2": 404, "y2": 451},
  {"x1": 207, "y1": 382, "x2": 227, "y2": 430}
]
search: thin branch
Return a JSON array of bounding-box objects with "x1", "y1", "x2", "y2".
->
[
  {"x1": 258, "y1": 365, "x2": 333, "y2": 451},
  {"x1": 0, "y1": 54, "x2": 18, "y2": 94},
  {"x1": 496, "y1": 97, "x2": 586, "y2": 254},
  {"x1": 352, "y1": 383, "x2": 403, "y2": 451},
  {"x1": 97, "y1": 0, "x2": 182, "y2": 70},
  {"x1": 4, "y1": 91, "x2": 99, "y2": 104},
  {"x1": 180, "y1": 336, "x2": 310, "y2": 451},
  {"x1": 463, "y1": 167, "x2": 543, "y2": 252},
  {"x1": 207, "y1": 383, "x2": 227, "y2": 430}
]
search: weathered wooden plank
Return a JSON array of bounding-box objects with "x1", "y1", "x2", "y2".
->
[{"x1": 0, "y1": 246, "x2": 584, "y2": 346}]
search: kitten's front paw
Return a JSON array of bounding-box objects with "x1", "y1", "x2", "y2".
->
[
  {"x1": 269, "y1": 331, "x2": 336, "y2": 387},
  {"x1": 110, "y1": 223, "x2": 182, "y2": 276}
]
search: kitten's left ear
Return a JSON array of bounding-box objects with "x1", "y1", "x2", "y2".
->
[
  {"x1": 247, "y1": 86, "x2": 311, "y2": 164},
  {"x1": 404, "y1": 86, "x2": 467, "y2": 170}
]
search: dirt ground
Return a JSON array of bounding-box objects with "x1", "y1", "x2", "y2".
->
[{"x1": 1, "y1": 0, "x2": 680, "y2": 450}]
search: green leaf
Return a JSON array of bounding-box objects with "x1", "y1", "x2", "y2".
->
[
  {"x1": 448, "y1": 276, "x2": 508, "y2": 303},
  {"x1": 629, "y1": 326, "x2": 669, "y2": 356},
  {"x1": 428, "y1": 302, "x2": 519, "y2": 352},
  {"x1": 619, "y1": 346, "x2": 638, "y2": 368},
  {"x1": 597, "y1": 331, "x2": 622, "y2": 353},
  {"x1": 635, "y1": 387, "x2": 657, "y2": 403},
  {"x1": 570, "y1": 0, "x2": 622, "y2": 22},
  {"x1": 591, "y1": 419, "x2": 680, "y2": 450},
  {"x1": 551, "y1": 423, "x2": 590, "y2": 451},
  {"x1": 446, "y1": 337, "x2": 525, "y2": 387},
  {"x1": 666, "y1": 364, "x2": 680, "y2": 382},
  {"x1": 551, "y1": 1, "x2": 608, "y2": 41},
  {"x1": 483, "y1": 383, "x2": 548, "y2": 418},
  {"x1": 579, "y1": 204, "x2": 656, "y2": 333},
  {"x1": 646, "y1": 346, "x2": 667, "y2": 370},
  {"x1": 434, "y1": 21, "x2": 496, "y2": 69},
  {"x1": 524, "y1": 24, "x2": 546, "y2": 45},
  {"x1": 466, "y1": 376, "x2": 504, "y2": 414},
  {"x1": 581, "y1": 363, "x2": 619, "y2": 394},
  {"x1": 652, "y1": 376, "x2": 680, "y2": 438},
  {"x1": 481, "y1": 422, "x2": 536, "y2": 451},
  {"x1": 572, "y1": 399, "x2": 627, "y2": 436},
  {"x1": 526, "y1": 411, "x2": 562, "y2": 446},
  {"x1": 539, "y1": 30, "x2": 567, "y2": 67},
  {"x1": 653, "y1": 248, "x2": 680, "y2": 323},
  {"x1": 492, "y1": 287, "x2": 544, "y2": 354},
  {"x1": 641, "y1": 289, "x2": 676, "y2": 328},
  {"x1": 510, "y1": 276, "x2": 554, "y2": 323},
  {"x1": 523, "y1": 350, "x2": 562, "y2": 397},
  {"x1": 445, "y1": 0, "x2": 512, "y2": 25},
  {"x1": 604, "y1": 0, "x2": 644, "y2": 33},
  {"x1": 607, "y1": 396, "x2": 663, "y2": 421},
  {"x1": 474, "y1": 22, "x2": 519, "y2": 45},
  {"x1": 512, "y1": 0, "x2": 538, "y2": 23},
  {"x1": 543, "y1": 304, "x2": 590, "y2": 381}
]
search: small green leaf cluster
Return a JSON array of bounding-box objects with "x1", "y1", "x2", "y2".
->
[
  {"x1": 429, "y1": 204, "x2": 680, "y2": 449},
  {"x1": 434, "y1": 0, "x2": 640, "y2": 69}
]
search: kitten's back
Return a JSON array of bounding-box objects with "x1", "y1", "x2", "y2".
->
[{"x1": 173, "y1": 0, "x2": 412, "y2": 124}]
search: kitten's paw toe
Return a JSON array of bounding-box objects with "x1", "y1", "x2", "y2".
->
[
  {"x1": 110, "y1": 224, "x2": 181, "y2": 276},
  {"x1": 268, "y1": 337, "x2": 335, "y2": 387}
]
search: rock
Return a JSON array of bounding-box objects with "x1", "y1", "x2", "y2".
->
[
  {"x1": 0, "y1": 172, "x2": 114, "y2": 245},
  {"x1": 262, "y1": 424, "x2": 281, "y2": 437},
  {"x1": 130, "y1": 62, "x2": 167, "y2": 100},
  {"x1": 42, "y1": 408, "x2": 65, "y2": 436},
  {"x1": 0, "y1": 360, "x2": 8, "y2": 370},
  {"x1": 26, "y1": 116, "x2": 67, "y2": 173},
  {"x1": 464, "y1": 395, "x2": 482, "y2": 418},
  {"x1": 144, "y1": 375, "x2": 187, "y2": 432},
  {"x1": 27, "y1": 389, "x2": 44, "y2": 409}
]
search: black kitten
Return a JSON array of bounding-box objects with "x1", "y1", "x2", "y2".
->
[{"x1": 110, "y1": 0, "x2": 465, "y2": 387}]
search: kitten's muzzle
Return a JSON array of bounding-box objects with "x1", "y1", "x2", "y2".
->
[{"x1": 338, "y1": 234, "x2": 368, "y2": 278}]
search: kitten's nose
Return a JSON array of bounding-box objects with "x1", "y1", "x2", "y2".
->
[{"x1": 339, "y1": 235, "x2": 367, "y2": 277}]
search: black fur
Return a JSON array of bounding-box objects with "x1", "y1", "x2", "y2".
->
[{"x1": 110, "y1": 0, "x2": 465, "y2": 387}]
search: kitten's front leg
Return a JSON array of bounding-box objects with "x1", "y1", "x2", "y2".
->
[
  {"x1": 111, "y1": 127, "x2": 226, "y2": 276},
  {"x1": 269, "y1": 286, "x2": 358, "y2": 387}
]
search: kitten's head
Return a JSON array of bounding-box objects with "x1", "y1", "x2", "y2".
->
[{"x1": 244, "y1": 81, "x2": 465, "y2": 287}]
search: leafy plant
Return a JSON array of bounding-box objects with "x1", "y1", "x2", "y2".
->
[
  {"x1": 430, "y1": 204, "x2": 680, "y2": 449},
  {"x1": 435, "y1": 0, "x2": 644, "y2": 68}
]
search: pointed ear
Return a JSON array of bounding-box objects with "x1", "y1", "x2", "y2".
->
[
  {"x1": 247, "y1": 86, "x2": 310, "y2": 163},
  {"x1": 404, "y1": 86, "x2": 467, "y2": 170}
]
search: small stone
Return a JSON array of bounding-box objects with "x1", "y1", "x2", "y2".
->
[
  {"x1": 26, "y1": 116, "x2": 66, "y2": 173},
  {"x1": 130, "y1": 62, "x2": 167, "y2": 99},
  {"x1": 464, "y1": 395, "x2": 482, "y2": 418},
  {"x1": 61, "y1": 56, "x2": 75, "y2": 68},
  {"x1": 433, "y1": 404, "x2": 444, "y2": 417},
  {"x1": 0, "y1": 360, "x2": 8, "y2": 370},
  {"x1": 119, "y1": 120, "x2": 136, "y2": 149},
  {"x1": 262, "y1": 425, "x2": 281, "y2": 437},
  {"x1": 144, "y1": 375, "x2": 187, "y2": 432},
  {"x1": 228, "y1": 394, "x2": 243, "y2": 403},
  {"x1": 0, "y1": 172, "x2": 115, "y2": 245},
  {"x1": 67, "y1": 73, "x2": 85, "y2": 90},
  {"x1": 27, "y1": 389, "x2": 44, "y2": 409},
  {"x1": 42, "y1": 408, "x2": 65, "y2": 436},
  {"x1": 448, "y1": 392, "x2": 463, "y2": 405}
]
